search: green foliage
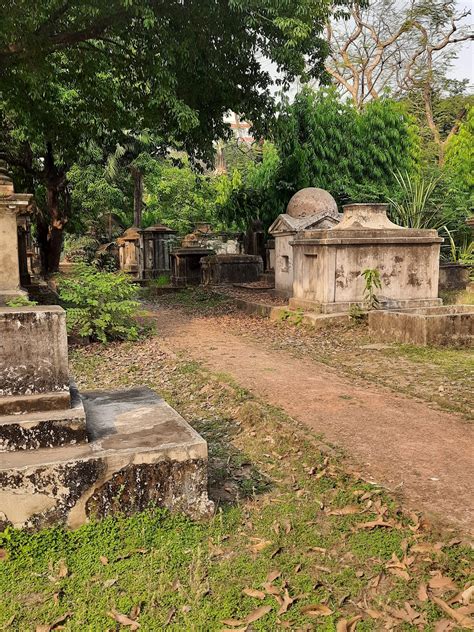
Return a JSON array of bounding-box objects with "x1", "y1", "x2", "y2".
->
[
  {"x1": 59, "y1": 265, "x2": 140, "y2": 343},
  {"x1": 361, "y1": 269, "x2": 382, "y2": 310},
  {"x1": 348, "y1": 304, "x2": 366, "y2": 322},
  {"x1": 274, "y1": 88, "x2": 420, "y2": 207},
  {"x1": 388, "y1": 169, "x2": 444, "y2": 229},
  {"x1": 142, "y1": 155, "x2": 221, "y2": 234},
  {"x1": 5, "y1": 296, "x2": 37, "y2": 307},
  {"x1": 445, "y1": 106, "x2": 474, "y2": 200},
  {"x1": 216, "y1": 141, "x2": 284, "y2": 230},
  {"x1": 441, "y1": 226, "x2": 474, "y2": 265},
  {"x1": 67, "y1": 159, "x2": 132, "y2": 235},
  {"x1": 63, "y1": 234, "x2": 100, "y2": 264}
]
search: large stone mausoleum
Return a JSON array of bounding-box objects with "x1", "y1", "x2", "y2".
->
[{"x1": 289, "y1": 203, "x2": 443, "y2": 313}]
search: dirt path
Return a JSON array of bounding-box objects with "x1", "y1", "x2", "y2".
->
[{"x1": 152, "y1": 308, "x2": 473, "y2": 535}]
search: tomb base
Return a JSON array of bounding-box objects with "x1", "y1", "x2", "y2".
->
[
  {"x1": 0, "y1": 385, "x2": 86, "y2": 451},
  {"x1": 289, "y1": 296, "x2": 442, "y2": 314},
  {"x1": 368, "y1": 305, "x2": 474, "y2": 347},
  {"x1": 0, "y1": 387, "x2": 214, "y2": 530}
]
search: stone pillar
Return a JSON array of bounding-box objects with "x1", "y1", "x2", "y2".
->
[{"x1": 0, "y1": 160, "x2": 33, "y2": 304}]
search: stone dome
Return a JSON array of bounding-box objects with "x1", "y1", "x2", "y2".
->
[{"x1": 286, "y1": 188, "x2": 338, "y2": 219}]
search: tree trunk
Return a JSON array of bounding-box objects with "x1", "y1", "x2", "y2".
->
[
  {"x1": 40, "y1": 143, "x2": 67, "y2": 274},
  {"x1": 131, "y1": 166, "x2": 143, "y2": 227}
]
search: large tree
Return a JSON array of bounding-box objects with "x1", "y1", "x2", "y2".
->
[
  {"x1": 0, "y1": 0, "x2": 352, "y2": 271},
  {"x1": 324, "y1": 0, "x2": 473, "y2": 164}
]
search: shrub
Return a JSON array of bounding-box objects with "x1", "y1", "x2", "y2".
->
[
  {"x1": 59, "y1": 264, "x2": 140, "y2": 343},
  {"x1": 5, "y1": 296, "x2": 38, "y2": 307}
]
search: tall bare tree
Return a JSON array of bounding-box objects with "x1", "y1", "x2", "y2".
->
[{"x1": 324, "y1": 0, "x2": 473, "y2": 164}]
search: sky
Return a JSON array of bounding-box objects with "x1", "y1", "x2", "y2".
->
[
  {"x1": 448, "y1": 1, "x2": 473, "y2": 83},
  {"x1": 265, "y1": 0, "x2": 473, "y2": 97}
]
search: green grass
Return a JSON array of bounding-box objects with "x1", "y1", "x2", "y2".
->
[{"x1": 1, "y1": 341, "x2": 472, "y2": 631}]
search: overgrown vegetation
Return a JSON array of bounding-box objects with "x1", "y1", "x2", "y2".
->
[
  {"x1": 361, "y1": 269, "x2": 382, "y2": 310},
  {"x1": 5, "y1": 296, "x2": 37, "y2": 308},
  {"x1": 59, "y1": 265, "x2": 141, "y2": 343}
]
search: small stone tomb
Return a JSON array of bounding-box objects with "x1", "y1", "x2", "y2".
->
[
  {"x1": 170, "y1": 247, "x2": 215, "y2": 287},
  {"x1": 0, "y1": 307, "x2": 214, "y2": 529},
  {"x1": 368, "y1": 305, "x2": 473, "y2": 347},
  {"x1": 201, "y1": 254, "x2": 263, "y2": 286},
  {"x1": 269, "y1": 188, "x2": 341, "y2": 298},
  {"x1": 289, "y1": 203, "x2": 443, "y2": 313}
]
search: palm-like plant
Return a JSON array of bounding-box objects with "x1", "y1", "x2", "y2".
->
[
  {"x1": 441, "y1": 226, "x2": 474, "y2": 265},
  {"x1": 388, "y1": 170, "x2": 443, "y2": 229}
]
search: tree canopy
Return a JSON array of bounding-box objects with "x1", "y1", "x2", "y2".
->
[{"x1": 1, "y1": 0, "x2": 354, "y2": 270}]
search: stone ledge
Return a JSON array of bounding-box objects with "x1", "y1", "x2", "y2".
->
[
  {"x1": 0, "y1": 386, "x2": 86, "y2": 451},
  {"x1": 0, "y1": 391, "x2": 71, "y2": 416},
  {"x1": 0, "y1": 387, "x2": 213, "y2": 530}
]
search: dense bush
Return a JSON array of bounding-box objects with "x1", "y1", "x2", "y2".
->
[
  {"x1": 274, "y1": 88, "x2": 420, "y2": 206},
  {"x1": 59, "y1": 265, "x2": 140, "y2": 343},
  {"x1": 217, "y1": 89, "x2": 421, "y2": 231}
]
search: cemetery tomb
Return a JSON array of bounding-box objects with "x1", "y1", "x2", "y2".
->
[
  {"x1": 289, "y1": 203, "x2": 443, "y2": 313},
  {"x1": 269, "y1": 188, "x2": 341, "y2": 298}
]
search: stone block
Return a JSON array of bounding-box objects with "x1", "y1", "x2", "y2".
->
[
  {"x1": 0, "y1": 387, "x2": 214, "y2": 530},
  {"x1": 0, "y1": 385, "x2": 86, "y2": 451},
  {"x1": 439, "y1": 264, "x2": 470, "y2": 291},
  {"x1": 0, "y1": 306, "x2": 70, "y2": 409},
  {"x1": 368, "y1": 305, "x2": 474, "y2": 347},
  {"x1": 201, "y1": 254, "x2": 263, "y2": 285}
]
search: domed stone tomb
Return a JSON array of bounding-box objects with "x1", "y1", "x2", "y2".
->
[
  {"x1": 286, "y1": 188, "x2": 338, "y2": 219},
  {"x1": 269, "y1": 188, "x2": 341, "y2": 297}
]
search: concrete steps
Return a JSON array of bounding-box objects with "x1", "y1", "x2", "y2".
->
[{"x1": 0, "y1": 387, "x2": 213, "y2": 530}]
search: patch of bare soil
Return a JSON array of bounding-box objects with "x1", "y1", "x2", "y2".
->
[{"x1": 148, "y1": 302, "x2": 474, "y2": 535}]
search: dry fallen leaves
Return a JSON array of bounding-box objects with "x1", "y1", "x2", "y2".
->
[
  {"x1": 276, "y1": 588, "x2": 296, "y2": 615},
  {"x1": 265, "y1": 570, "x2": 281, "y2": 583},
  {"x1": 108, "y1": 610, "x2": 140, "y2": 630},
  {"x1": 301, "y1": 603, "x2": 333, "y2": 617},
  {"x1": 247, "y1": 538, "x2": 272, "y2": 554},
  {"x1": 355, "y1": 518, "x2": 398, "y2": 530},
  {"x1": 222, "y1": 605, "x2": 272, "y2": 628},
  {"x1": 428, "y1": 572, "x2": 457, "y2": 594},
  {"x1": 336, "y1": 615, "x2": 362, "y2": 631},
  {"x1": 35, "y1": 611, "x2": 72, "y2": 632},
  {"x1": 103, "y1": 577, "x2": 118, "y2": 588},
  {"x1": 242, "y1": 588, "x2": 265, "y2": 600},
  {"x1": 417, "y1": 582, "x2": 428, "y2": 602},
  {"x1": 327, "y1": 505, "x2": 362, "y2": 516},
  {"x1": 430, "y1": 595, "x2": 474, "y2": 629}
]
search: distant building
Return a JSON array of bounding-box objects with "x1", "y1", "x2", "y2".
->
[
  {"x1": 215, "y1": 112, "x2": 255, "y2": 174},
  {"x1": 224, "y1": 112, "x2": 254, "y2": 144}
]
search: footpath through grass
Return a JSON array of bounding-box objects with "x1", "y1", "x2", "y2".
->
[{"x1": 0, "y1": 336, "x2": 473, "y2": 631}]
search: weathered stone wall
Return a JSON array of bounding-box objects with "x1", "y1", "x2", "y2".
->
[
  {"x1": 292, "y1": 239, "x2": 440, "y2": 305},
  {"x1": 0, "y1": 209, "x2": 21, "y2": 294},
  {"x1": 438, "y1": 264, "x2": 470, "y2": 291},
  {"x1": 0, "y1": 306, "x2": 69, "y2": 397},
  {"x1": 274, "y1": 233, "x2": 294, "y2": 296},
  {"x1": 201, "y1": 254, "x2": 263, "y2": 285},
  {"x1": 368, "y1": 306, "x2": 473, "y2": 346}
]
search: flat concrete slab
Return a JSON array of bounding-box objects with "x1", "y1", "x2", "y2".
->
[{"x1": 0, "y1": 387, "x2": 213, "y2": 530}]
